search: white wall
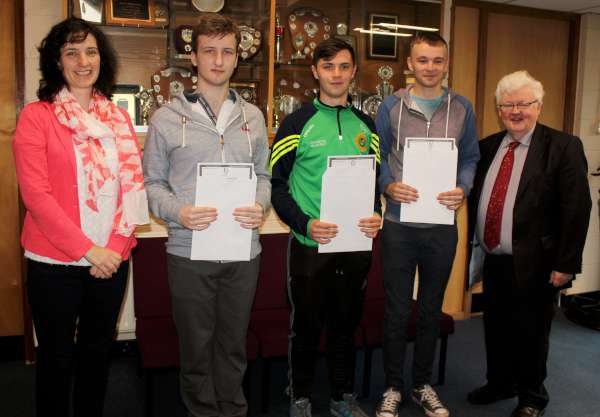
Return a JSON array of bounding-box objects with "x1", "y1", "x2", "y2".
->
[
  {"x1": 24, "y1": 0, "x2": 63, "y2": 103},
  {"x1": 569, "y1": 13, "x2": 600, "y2": 295}
]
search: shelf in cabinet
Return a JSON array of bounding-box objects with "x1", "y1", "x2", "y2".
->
[{"x1": 275, "y1": 62, "x2": 313, "y2": 69}]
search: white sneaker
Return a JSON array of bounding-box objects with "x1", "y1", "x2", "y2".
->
[
  {"x1": 376, "y1": 387, "x2": 402, "y2": 417},
  {"x1": 290, "y1": 398, "x2": 312, "y2": 417},
  {"x1": 330, "y1": 393, "x2": 369, "y2": 417},
  {"x1": 411, "y1": 385, "x2": 449, "y2": 417}
]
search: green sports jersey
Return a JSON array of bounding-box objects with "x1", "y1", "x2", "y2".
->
[{"x1": 270, "y1": 98, "x2": 381, "y2": 247}]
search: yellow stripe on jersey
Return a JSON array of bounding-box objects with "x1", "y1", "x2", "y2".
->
[
  {"x1": 271, "y1": 134, "x2": 301, "y2": 155},
  {"x1": 370, "y1": 133, "x2": 380, "y2": 147},
  {"x1": 269, "y1": 139, "x2": 299, "y2": 170},
  {"x1": 370, "y1": 133, "x2": 381, "y2": 163}
]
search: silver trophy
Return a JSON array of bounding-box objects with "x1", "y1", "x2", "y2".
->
[
  {"x1": 362, "y1": 95, "x2": 383, "y2": 120},
  {"x1": 336, "y1": 23, "x2": 348, "y2": 36},
  {"x1": 136, "y1": 88, "x2": 156, "y2": 125},
  {"x1": 376, "y1": 65, "x2": 394, "y2": 98}
]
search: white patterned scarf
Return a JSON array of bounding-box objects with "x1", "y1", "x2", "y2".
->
[{"x1": 53, "y1": 87, "x2": 149, "y2": 236}]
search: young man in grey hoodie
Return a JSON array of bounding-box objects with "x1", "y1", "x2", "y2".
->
[
  {"x1": 374, "y1": 33, "x2": 480, "y2": 417},
  {"x1": 142, "y1": 13, "x2": 271, "y2": 417}
]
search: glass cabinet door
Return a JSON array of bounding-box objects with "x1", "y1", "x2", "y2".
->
[{"x1": 270, "y1": 0, "x2": 441, "y2": 133}]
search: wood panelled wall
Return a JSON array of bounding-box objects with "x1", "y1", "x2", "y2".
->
[
  {"x1": 451, "y1": 0, "x2": 578, "y2": 140},
  {"x1": 0, "y1": 0, "x2": 24, "y2": 336},
  {"x1": 450, "y1": 6, "x2": 479, "y2": 108},
  {"x1": 482, "y1": 13, "x2": 570, "y2": 136}
]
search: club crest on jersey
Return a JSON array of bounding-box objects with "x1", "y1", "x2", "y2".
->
[{"x1": 354, "y1": 132, "x2": 368, "y2": 152}]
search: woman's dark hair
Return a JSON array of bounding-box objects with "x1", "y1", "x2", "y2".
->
[
  {"x1": 37, "y1": 17, "x2": 118, "y2": 102},
  {"x1": 312, "y1": 37, "x2": 356, "y2": 66}
]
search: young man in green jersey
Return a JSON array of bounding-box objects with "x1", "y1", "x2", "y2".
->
[{"x1": 270, "y1": 38, "x2": 381, "y2": 417}]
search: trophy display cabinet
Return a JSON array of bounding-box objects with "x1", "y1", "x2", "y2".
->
[{"x1": 69, "y1": 0, "x2": 441, "y2": 144}]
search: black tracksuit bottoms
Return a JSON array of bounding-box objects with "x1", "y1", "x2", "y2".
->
[{"x1": 287, "y1": 237, "x2": 372, "y2": 401}]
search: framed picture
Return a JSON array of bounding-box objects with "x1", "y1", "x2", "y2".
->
[
  {"x1": 231, "y1": 81, "x2": 259, "y2": 105},
  {"x1": 79, "y1": 0, "x2": 103, "y2": 23},
  {"x1": 367, "y1": 13, "x2": 398, "y2": 60},
  {"x1": 106, "y1": 0, "x2": 155, "y2": 27},
  {"x1": 112, "y1": 85, "x2": 142, "y2": 125}
]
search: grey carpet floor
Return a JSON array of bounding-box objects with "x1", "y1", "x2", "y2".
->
[{"x1": 1, "y1": 310, "x2": 599, "y2": 417}]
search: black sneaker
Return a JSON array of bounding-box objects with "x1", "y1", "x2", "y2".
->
[{"x1": 411, "y1": 385, "x2": 449, "y2": 417}]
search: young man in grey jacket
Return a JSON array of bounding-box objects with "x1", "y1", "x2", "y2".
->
[
  {"x1": 142, "y1": 14, "x2": 271, "y2": 417},
  {"x1": 374, "y1": 33, "x2": 480, "y2": 417}
]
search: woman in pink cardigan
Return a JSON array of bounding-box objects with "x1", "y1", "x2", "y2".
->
[{"x1": 13, "y1": 18, "x2": 148, "y2": 417}]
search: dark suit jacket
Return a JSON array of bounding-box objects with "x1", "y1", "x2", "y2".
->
[{"x1": 468, "y1": 123, "x2": 592, "y2": 291}]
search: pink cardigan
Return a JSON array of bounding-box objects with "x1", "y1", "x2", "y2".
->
[{"x1": 13, "y1": 101, "x2": 138, "y2": 262}]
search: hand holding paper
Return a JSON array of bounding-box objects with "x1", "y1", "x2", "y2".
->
[
  {"x1": 310, "y1": 219, "x2": 338, "y2": 244},
  {"x1": 385, "y1": 182, "x2": 419, "y2": 203},
  {"x1": 437, "y1": 187, "x2": 465, "y2": 211},
  {"x1": 179, "y1": 205, "x2": 218, "y2": 230},
  {"x1": 233, "y1": 203, "x2": 264, "y2": 229},
  {"x1": 358, "y1": 214, "x2": 382, "y2": 238}
]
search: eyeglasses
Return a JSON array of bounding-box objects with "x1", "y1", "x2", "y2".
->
[{"x1": 497, "y1": 100, "x2": 539, "y2": 112}]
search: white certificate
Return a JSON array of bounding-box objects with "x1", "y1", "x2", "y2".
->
[
  {"x1": 319, "y1": 155, "x2": 376, "y2": 253},
  {"x1": 190, "y1": 163, "x2": 256, "y2": 261},
  {"x1": 400, "y1": 137, "x2": 457, "y2": 225}
]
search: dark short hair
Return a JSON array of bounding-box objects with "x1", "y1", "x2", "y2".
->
[
  {"x1": 312, "y1": 37, "x2": 356, "y2": 66},
  {"x1": 37, "y1": 17, "x2": 118, "y2": 102},
  {"x1": 409, "y1": 32, "x2": 448, "y2": 53},
  {"x1": 192, "y1": 13, "x2": 241, "y2": 53}
]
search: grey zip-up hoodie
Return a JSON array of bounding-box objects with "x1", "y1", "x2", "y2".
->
[
  {"x1": 142, "y1": 90, "x2": 271, "y2": 260},
  {"x1": 375, "y1": 86, "x2": 480, "y2": 226}
]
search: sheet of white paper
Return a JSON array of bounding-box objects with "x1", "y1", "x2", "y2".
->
[
  {"x1": 319, "y1": 155, "x2": 376, "y2": 253},
  {"x1": 400, "y1": 137, "x2": 457, "y2": 225},
  {"x1": 191, "y1": 163, "x2": 256, "y2": 261}
]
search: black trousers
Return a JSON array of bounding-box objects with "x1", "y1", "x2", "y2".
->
[
  {"x1": 482, "y1": 254, "x2": 556, "y2": 409},
  {"x1": 287, "y1": 238, "x2": 372, "y2": 401},
  {"x1": 27, "y1": 259, "x2": 128, "y2": 417},
  {"x1": 381, "y1": 221, "x2": 457, "y2": 391}
]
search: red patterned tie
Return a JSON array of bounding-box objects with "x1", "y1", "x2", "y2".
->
[{"x1": 484, "y1": 141, "x2": 520, "y2": 250}]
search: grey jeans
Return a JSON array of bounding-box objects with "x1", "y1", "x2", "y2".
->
[{"x1": 167, "y1": 254, "x2": 260, "y2": 417}]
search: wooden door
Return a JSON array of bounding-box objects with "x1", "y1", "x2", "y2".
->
[
  {"x1": 0, "y1": 0, "x2": 24, "y2": 336},
  {"x1": 482, "y1": 13, "x2": 570, "y2": 137}
]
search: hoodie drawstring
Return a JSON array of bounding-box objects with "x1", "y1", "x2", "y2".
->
[
  {"x1": 181, "y1": 116, "x2": 187, "y2": 148},
  {"x1": 240, "y1": 102, "x2": 253, "y2": 159}
]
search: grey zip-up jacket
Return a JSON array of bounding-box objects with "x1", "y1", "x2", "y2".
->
[
  {"x1": 142, "y1": 90, "x2": 271, "y2": 260},
  {"x1": 375, "y1": 86, "x2": 480, "y2": 225}
]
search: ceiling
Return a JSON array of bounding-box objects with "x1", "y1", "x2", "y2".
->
[{"x1": 480, "y1": 0, "x2": 600, "y2": 13}]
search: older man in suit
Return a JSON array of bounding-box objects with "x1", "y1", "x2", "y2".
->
[{"x1": 466, "y1": 70, "x2": 591, "y2": 417}]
